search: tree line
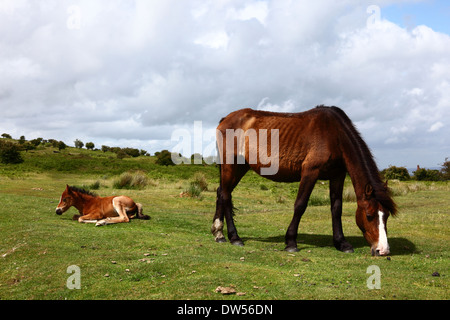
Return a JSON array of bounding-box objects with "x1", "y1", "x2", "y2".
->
[
  {"x1": 1, "y1": 133, "x2": 449, "y2": 181},
  {"x1": 381, "y1": 163, "x2": 450, "y2": 181}
]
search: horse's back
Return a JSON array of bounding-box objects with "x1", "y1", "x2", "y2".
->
[{"x1": 217, "y1": 106, "x2": 346, "y2": 181}]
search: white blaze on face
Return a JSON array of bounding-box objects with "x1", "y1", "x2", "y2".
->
[{"x1": 377, "y1": 211, "x2": 390, "y2": 255}]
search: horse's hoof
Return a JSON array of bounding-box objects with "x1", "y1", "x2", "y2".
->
[
  {"x1": 231, "y1": 240, "x2": 244, "y2": 247},
  {"x1": 343, "y1": 248, "x2": 354, "y2": 253},
  {"x1": 95, "y1": 220, "x2": 106, "y2": 227},
  {"x1": 215, "y1": 237, "x2": 227, "y2": 243},
  {"x1": 285, "y1": 246, "x2": 300, "y2": 252}
]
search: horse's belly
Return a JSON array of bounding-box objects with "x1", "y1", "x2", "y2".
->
[{"x1": 249, "y1": 160, "x2": 302, "y2": 182}]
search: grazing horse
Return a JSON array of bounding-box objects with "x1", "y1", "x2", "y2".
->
[
  {"x1": 56, "y1": 185, "x2": 149, "y2": 226},
  {"x1": 212, "y1": 106, "x2": 397, "y2": 256}
]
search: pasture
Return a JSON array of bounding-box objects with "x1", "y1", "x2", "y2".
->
[{"x1": 0, "y1": 147, "x2": 448, "y2": 300}]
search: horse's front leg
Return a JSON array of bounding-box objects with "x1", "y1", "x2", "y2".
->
[
  {"x1": 330, "y1": 173, "x2": 354, "y2": 253},
  {"x1": 285, "y1": 169, "x2": 319, "y2": 252},
  {"x1": 78, "y1": 213, "x2": 99, "y2": 224}
]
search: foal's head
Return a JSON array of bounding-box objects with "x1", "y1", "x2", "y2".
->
[
  {"x1": 56, "y1": 185, "x2": 75, "y2": 215},
  {"x1": 356, "y1": 183, "x2": 396, "y2": 256}
]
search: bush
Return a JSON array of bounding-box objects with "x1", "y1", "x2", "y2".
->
[
  {"x1": 0, "y1": 141, "x2": 24, "y2": 164},
  {"x1": 413, "y1": 168, "x2": 441, "y2": 181},
  {"x1": 440, "y1": 158, "x2": 450, "y2": 181},
  {"x1": 85, "y1": 142, "x2": 95, "y2": 150},
  {"x1": 74, "y1": 139, "x2": 84, "y2": 149},
  {"x1": 184, "y1": 182, "x2": 203, "y2": 198},
  {"x1": 113, "y1": 171, "x2": 149, "y2": 189},
  {"x1": 155, "y1": 150, "x2": 175, "y2": 166},
  {"x1": 181, "y1": 173, "x2": 209, "y2": 198},
  {"x1": 381, "y1": 166, "x2": 410, "y2": 181},
  {"x1": 192, "y1": 172, "x2": 208, "y2": 191}
]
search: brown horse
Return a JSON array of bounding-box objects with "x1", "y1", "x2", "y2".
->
[
  {"x1": 212, "y1": 106, "x2": 397, "y2": 256},
  {"x1": 56, "y1": 185, "x2": 149, "y2": 226}
]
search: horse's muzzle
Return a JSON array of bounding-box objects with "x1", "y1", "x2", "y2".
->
[{"x1": 55, "y1": 208, "x2": 63, "y2": 215}]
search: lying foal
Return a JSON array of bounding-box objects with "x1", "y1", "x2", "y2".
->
[{"x1": 56, "y1": 185, "x2": 149, "y2": 226}]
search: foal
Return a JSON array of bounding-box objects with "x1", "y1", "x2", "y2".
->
[{"x1": 56, "y1": 185, "x2": 149, "y2": 226}]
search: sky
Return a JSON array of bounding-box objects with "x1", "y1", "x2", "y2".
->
[{"x1": 0, "y1": 0, "x2": 449, "y2": 169}]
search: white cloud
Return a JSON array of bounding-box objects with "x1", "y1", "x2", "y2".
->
[
  {"x1": 428, "y1": 122, "x2": 444, "y2": 133},
  {"x1": 0, "y1": 0, "x2": 449, "y2": 168}
]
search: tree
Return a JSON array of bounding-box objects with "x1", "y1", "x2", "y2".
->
[
  {"x1": 74, "y1": 139, "x2": 84, "y2": 149},
  {"x1": 1, "y1": 133, "x2": 12, "y2": 139},
  {"x1": 0, "y1": 141, "x2": 24, "y2": 164},
  {"x1": 22, "y1": 142, "x2": 36, "y2": 152},
  {"x1": 116, "y1": 149, "x2": 128, "y2": 160},
  {"x1": 85, "y1": 142, "x2": 95, "y2": 150},
  {"x1": 101, "y1": 145, "x2": 111, "y2": 153},
  {"x1": 19, "y1": 136, "x2": 26, "y2": 144},
  {"x1": 440, "y1": 158, "x2": 450, "y2": 181},
  {"x1": 155, "y1": 150, "x2": 175, "y2": 166},
  {"x1": 413, "y1": 168, "x2": 441, "y2": 181},
  {"x1": 30, "y1": 138, "x2": 43, "y2": 147},
  {"x1": 123, "y1": 147, "x2": 140, "y2": 158},
  {"x1": 58, "y1": 141, "x2": 67, "y2": 151}
]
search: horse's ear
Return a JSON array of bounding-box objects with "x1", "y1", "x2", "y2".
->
[
  {"x1": 383, "y1": 180, "x2": 389, "y2": 190},
  {"x1": 364, "y1": 184, "x2": 374, "y2": 199},
  {"x1": 66, "y1": 185, "x2": 72, "y2": 194}
]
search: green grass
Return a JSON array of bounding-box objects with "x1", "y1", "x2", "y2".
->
[{"x1": 0, "y1": 148, "x2": 449, "y2": 300}]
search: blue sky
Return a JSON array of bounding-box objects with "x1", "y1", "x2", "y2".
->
[{"x1": 383, "y1": 0, "x2": 450, "y2": 35}]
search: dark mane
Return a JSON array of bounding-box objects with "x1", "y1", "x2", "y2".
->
[
  {"x1": 69, "y1": 186, "x2": 98, "y2": 198},
  {"x1": 325, "y1": 106, "x2": 397, "y2": 216}
]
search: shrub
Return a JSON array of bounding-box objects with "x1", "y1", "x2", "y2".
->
[
  {"x1": 184, "y1": 182, "x2": 203, "y2": 198},
  {"x1": 74, "y1": 139, "x2": 84, "y2": 149},
  {"x1": 413, "y1": 168, "x2": 441, "y2": 181},
  {"x1": 440, "y1": 158, "x2": 450, "y2": 181},
  {"x1": 122, "y1": 148, "x2": 140, "y2": 158},
  {"x1": 85, "y1": 142, "x2": 95, "y2": 150},
  {"x1": 0, "y1": 141, "x2": 24, "y2": 164},
  {"x1": 192, "y1": 172, "x2": 208, "y2": 191},
  {"x1": 113, "y1": 171, "x2": 149, "y2": 189},
  {"x1": 116, "y1": 149, "x2": 128, "y2": 160},
  {"x1": 182, "y1": 173, "x2": 209, "y2": 198},
  {"x1": 89, "y1": 180, "x2": 101, "y2": 190},
  {"x1": 381, "y1": 166, "x2": 410, "y2": 181},
  {"x1": 155, "y1": 150, "x2": 175, "y2": 166},
  {"x1": 57, "y1": 141, "x2": 67, "y2": 151}
]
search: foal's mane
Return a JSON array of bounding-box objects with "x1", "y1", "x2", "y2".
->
[
  {"x1": 68, "y1": 186, "x2": 98, "y2": 198},
  {"x1": 321, "y1": 106, "x2": 397, "y2": 216}
]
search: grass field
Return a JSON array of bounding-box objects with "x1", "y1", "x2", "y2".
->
[{"x1": 0, "y1": 146, "x2": 448, "y2": 300}]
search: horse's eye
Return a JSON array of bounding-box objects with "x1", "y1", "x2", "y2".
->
[{"x1": 366, "y1": 214, "x2": 375, "y2": 222}]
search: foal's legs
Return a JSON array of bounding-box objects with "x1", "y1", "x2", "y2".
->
[
  {"x1": 330, "y1": 173, "x2": 354, "y2": 253},
  {"x1": 78, "y1": 214, "x2": 99, "y2": 224},
  {"x1": 95, "y1": 197, "x2": 130, "y2": 226},
  {"x1": 212, "y1": 163, "x2": 249, "y2": 245},
  {"x1": 285, "y1": 168, "x2": 320, "y2": 252}
]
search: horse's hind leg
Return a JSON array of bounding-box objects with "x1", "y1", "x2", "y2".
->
[
  {"x1": 212, "y1": 187, "x2": 227, "y2": 243},
  {"x1": 96, "y1": 197, "x2": 130, "y2": 226},
  {"x1": 212, "y1": 163, "x2": 249, "y2": 246}
]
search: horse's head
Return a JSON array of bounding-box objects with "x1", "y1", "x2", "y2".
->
[
  {"x1": 56, "y1": 185, "x2": 75, "y2": 215},
  {"x1": 356, "y1": 183, "x2": 395, "y2": 256}
]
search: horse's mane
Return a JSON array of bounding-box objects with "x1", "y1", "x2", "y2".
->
[
  {"x1": 321, "y1": 105, "x2": 397, "y2": 216},
  {"x1": 69, "y1": 186, "x2": 98, "y2": 197}
]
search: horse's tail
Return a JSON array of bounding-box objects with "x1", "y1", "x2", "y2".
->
[{"x1": 135, "y1": 203, "x2": 150, "y2": 220}]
